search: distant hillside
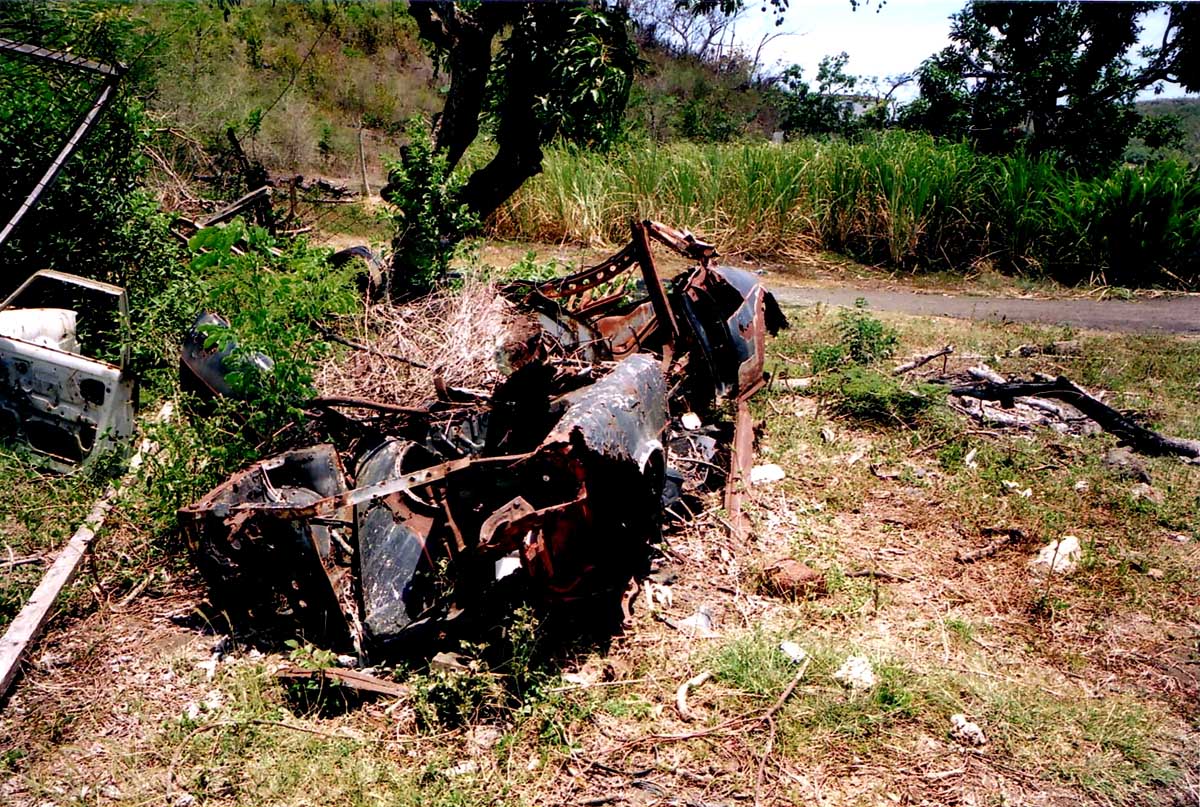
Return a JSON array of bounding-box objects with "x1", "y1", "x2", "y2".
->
[{"x1": 1131, "y1": 97, "x2": 1200, "y2": 163}]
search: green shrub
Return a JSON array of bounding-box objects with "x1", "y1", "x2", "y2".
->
[
  {"x1": 384, "y1": 122, "x2": 479, "y2": 292},
  {"x1": 836, "y1": 299, "x2": 899, "y2": 364},
  {"x1": 808, "y1": 300, "x2": 898, "y2": 373}
]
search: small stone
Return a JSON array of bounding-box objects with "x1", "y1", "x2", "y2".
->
[
  {"x1": 1130, "y1": 483, "x2": 1165, "y2": 504},
  {"x1": 762, "y1": 559, "x2": 826, "y2": 599},
  {"x1": 681, "y1": 412, "x2": 703, "y2": 430},
  {"x1": 779, "y1": 641, "x2": 808, "y2": 664},
  {"x1": 820, "y1": 425, "x2": 836, "y2": 444},
  {"x1": 950, "y1": 713, "x2": 987, "y2": 746},
  {"x1": 442, "y1": 760, "x2": 479, "y2": 778},
  {"x1": 467, "y1": 726, "x2": 502, "y2": 755},
  {"x1": 750, "y1": 464, "x2": 786, "y2": 485},
  {"x1": 1030, "y1": 535, "x2": 1081, "y2": 575},
  {"x1": 1073, "y1": 479, "x2": 1089, "y2": 492},
  {"x1": 782, "y1": 377, "x2": 812, "y2": 389},
  {"x1": 430, "y1": 651, "x2": 471, "y2": 673},
  {"x1": 833, "y1": 656, "x2": 876, "y2": 691},
  {"x1": 1103, "y1": 447, "x2": 1151, "y2": 483},
  {"x1": 1166, "y1": 532, "x2": 1190, "y2": 544},
  {"x1": 674, "y1": 605, "x2": 718, "y2": 638},
  {"x1": 1147, "y1": 568, "x2": 1165, "y2": 580}
]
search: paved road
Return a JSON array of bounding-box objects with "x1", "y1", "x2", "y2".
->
[{"x1": 770, "y1": 285, "x2": 1200, "y2": 335}]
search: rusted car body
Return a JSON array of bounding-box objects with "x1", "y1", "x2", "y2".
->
[
  {"x1": 182, "y1": 221, "x2": 784, "y2": 652},
  {"x1": 505, "y1": 220, "x2": 786, "y2": 404},
  {"x1": 0, "y1": 270, "x2": 134, "y2": 472}
]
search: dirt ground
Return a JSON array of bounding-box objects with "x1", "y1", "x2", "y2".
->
[{"x1": 2, "y1": 297, "x2": 1199, "y2": 807}]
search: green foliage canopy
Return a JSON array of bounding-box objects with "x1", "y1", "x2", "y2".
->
[{"x1": 900, "y1": 1, "x2": 1200, "y2": 172}]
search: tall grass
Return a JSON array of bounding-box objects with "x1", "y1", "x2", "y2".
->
[{"x1": 489, "y1": 132, "x2": 1200, "y2": 288}]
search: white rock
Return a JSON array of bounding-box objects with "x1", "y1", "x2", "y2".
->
[
  {"x1": 202, "y1": 690, "x2": 223, "y2": 712},
  {"x1": 1030, "y1": 535, "x2": 1081, "y2": 575},
  {"x1": 195, "y1": 656, "x2": 218, "y2": 681},
  {"x1": 950, "y1": 713, "x2": 987, "y2": 746},
  {"x1": 963, "y1": 448, "x2": 978, "y2": 469},
  {"x1": 820, "y1": 426, "x2": 837, "y2": 444},
  {"x1": 1130, "y1": 483, "x2": 1164, "y2": 504},
  {"x1": 779, "y1": 641, "x2": 808, "y2": 664},
  {"x1": 750, "y1": 464, "x2": 786, "y2": 485},
  {"x1": 681, "y1": 412, "x2": 703, "y2": 430},
  {"x1": 442, "y1": 760, "x2": 480, "y2": 778},
  {"x1": 673, "y1": 605, "x2": 718, "y2": 638},
  {"x1": 833, "y1": 655, "x2": 876, "y2": 691},
  {"x1": 1073, "y1": 479, "x2": 1089, "y2": 492},
  {"x1": 782, "y1": 377, "x2": 813, "y2": 390}
]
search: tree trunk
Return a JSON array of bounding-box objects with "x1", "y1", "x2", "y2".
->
[
  {"x1": 456, "y1": 17, "x2": 546, "y2": 225},
  {"x1": 407, "y1": 2, "x2": 513, "y2": 173}
]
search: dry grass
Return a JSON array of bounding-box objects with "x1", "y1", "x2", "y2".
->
[{"x1": 315, "y1": 278, "x2": 519, "y2": 406}]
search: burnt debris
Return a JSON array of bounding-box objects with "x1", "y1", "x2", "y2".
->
[{"x1": 181, "y1": 220, "x2": 787, "y2": 656}]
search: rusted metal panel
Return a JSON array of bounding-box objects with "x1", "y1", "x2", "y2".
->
[
  {"x1": 0, "y1": 271, "x2": 135, "y2": 472},
  {"x1": 508, "y1": 220, "x2": 785, "y2": 405},
  {"x1": 724, "y1": 401, "x2": 755, "y2": 541},
  {"x1": 178, "y1": 445, "x2": 356, "y2": 648}
]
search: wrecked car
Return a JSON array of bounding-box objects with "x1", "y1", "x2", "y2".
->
[
  {"x1": 0, "y1": 270, "x2": 134, "y2": 472},
  {"x1": 181, "y1": 220, "x2": 784, "y2": 654}
]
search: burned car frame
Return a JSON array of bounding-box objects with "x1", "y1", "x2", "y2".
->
[
  {"x1": 182, "y1": 220, "x2": 784, "y2": 654},
  {"x1": 0, "y1": 270, "x2": 134, "y2": 472}
]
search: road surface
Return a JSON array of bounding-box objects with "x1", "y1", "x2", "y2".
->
[{"x1": 769, "y1": 285, "x2": 1200, "y2": 335}]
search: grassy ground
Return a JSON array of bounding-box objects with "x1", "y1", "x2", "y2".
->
[{"x1": 1, "y1": 298, "x2": 1198, "y2": 806}]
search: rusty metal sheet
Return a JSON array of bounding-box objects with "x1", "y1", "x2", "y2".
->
[
  {"x1": 178, "y1": 444, "x2": 356, "y2": 648},
  {"x1": 724, "y1": 400, "x2": 754, "y2": 541},
  {"x1": 355, "y1": 438, "x2": 444, "y2": 648}
]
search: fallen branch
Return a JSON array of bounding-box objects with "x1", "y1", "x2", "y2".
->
[
  {"x1": 843, "y1": 568, "x2": 912, "y2": 583},
  {"x1": 951, "y1": 376, "x2": 1200, "y2": 459},
  {"x1": 275, "y1": 664, "x2": 410, "y2": 698},
  {"x1": 967, "y1": 364, "x2": 1006, "y2": 384},
  {"x1": 956, "y1": 528, "x2": 1027, "y2": 563},
  {"x1": 308, "y1": 396, "x2": 430, "y2": 416},
  {"x1": 0, "y1": 556, "x2": 42, "y2": 570},
  {"x1": 966, "y1": 396, "x2": 1068, "y2": 431},
  {"x1": 755, "y1": 657, "x2": 810, "y2": 807},
  {"x1": 893, "y1": 344, "x2": 953, "y2": 375}
]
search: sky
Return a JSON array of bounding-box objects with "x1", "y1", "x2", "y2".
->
[{"x1": 733, "y1": 0, "x2": 1184, "y2": 102}]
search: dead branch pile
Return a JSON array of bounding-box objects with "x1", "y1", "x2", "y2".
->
[{"x1": 316, "y1": 279, "x2": 519, "y2": 407}]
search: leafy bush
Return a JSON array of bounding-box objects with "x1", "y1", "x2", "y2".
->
[
  {"x1": 136, "y1": 219, "x2": 360, "y2": 436},
  {"x1": 383, "y1": 122, "x2": 479, "y2": 292},
  {"x1": 808, "y1": 301, "x2": 898, "y2": 373},
  {"x1": 0, "y1": 3, "x2": 181, "y2": 299},
  {"x1": 836, "y1": 299, "x2": 898, "y2": 364}
]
